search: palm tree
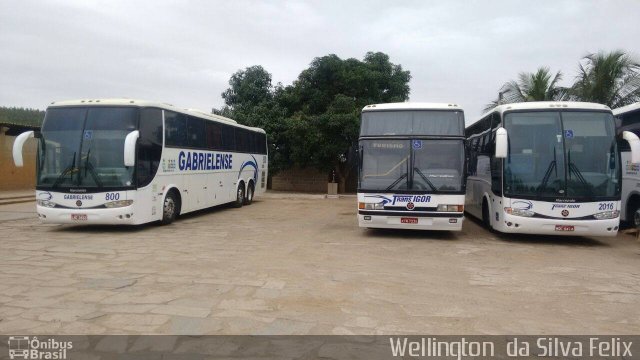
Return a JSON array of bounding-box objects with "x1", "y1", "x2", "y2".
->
[
  {"x1": 570, "y1": 50, "x2": 640, "y2": 108},
  {"x1": 484, "y1": 67, "x2": 568, "y2": 112}
]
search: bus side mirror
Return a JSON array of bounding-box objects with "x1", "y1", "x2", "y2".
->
[
  {"x1": 12, "y1": 131, "x2": 34, "y2": 167},
  {"x1": 495, "y1": 127, "x2": 508, "y2": 159},
  {"x1": 124, "y1": 130, "x2": 139, "y2": 167},
  {"x1": 623, "y1": 131, "x2": 640, "y2": 163}
]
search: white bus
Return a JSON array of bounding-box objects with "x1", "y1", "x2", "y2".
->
[
  {"x1": 12, "y1": 99, "x2": 268, "y2": 225},
  {"x1": 465, "y1": 101, "x2": 640, "y2": 236},
  {"x1": 357, "y1": 103, "x2": 466, "y2": 231},
  {"x1": 613, "y1": 102, "x2": 640, "y2": 226}
]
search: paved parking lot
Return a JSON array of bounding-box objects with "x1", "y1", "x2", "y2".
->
[{"x1": 0, "y1": 193, "x2": 638, "y2": 335}]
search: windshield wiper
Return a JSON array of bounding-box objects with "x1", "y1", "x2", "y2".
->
[
  {"x1": 537, "y1": 147, "x2": 557, "y2": 193},
  {"x1": 385, "y1": 156, "x2": 410, "y2": 191},
  {"x1": 82, "y1": 148, "x2": 104, "y2": 187},
  {"x1": 385, "y1": 173, "x2": 408, "y2": 191},
  {"x1": 414, "y1": 168, "x2": 438, "y2": 192},
  {"x1": 568, "y1": 150, "x2": 591, "y2": 193},
  {"x1": 51, "y1": 152, "x2": 77, "y2": 188}
]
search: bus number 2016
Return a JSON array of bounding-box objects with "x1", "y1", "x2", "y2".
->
[
  {"x1": 106, "y1": 193, "x2": 120, "y2": 201},
  {"x1": 598, "y1": 203, "x2": 614, "y2": 211}
]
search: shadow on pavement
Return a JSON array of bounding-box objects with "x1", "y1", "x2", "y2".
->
[
  {"x1": 464, "y1": 212, "x2": 609, "y2": 247},
  {"x1": 51, "y1": 200, "x2": 265, "y2": 232},
  {"x1": 364, "y1": 227, "x2": 459, "y2": 241}
]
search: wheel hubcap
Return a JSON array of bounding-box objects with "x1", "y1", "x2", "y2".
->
[
  {"x1": 248, "y1": 188, "x2": 253, "y2": 200},
  {"x1": 238, "y1": 188, "x2": 243, "y2": 202},
  {"x1": 634, "y1": 210, "x2": 640, "y2": 227},
  {"x1": 164, "y1": 198, "x2": 175, "y2": 218}
]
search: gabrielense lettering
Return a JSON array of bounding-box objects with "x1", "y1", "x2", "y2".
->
[{"x1": 178, "y1": 151, "x2": 233, "y2": 171}]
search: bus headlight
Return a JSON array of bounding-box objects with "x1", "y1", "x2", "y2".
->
[
  {"x1": 593, "y1": 210, "x2": 619, "y2": 220},
  {"x1": 37, "y1": 200, "x2": 57, "y2": 208},
  {"x1": 358, "y1": 202, "x2": 384, "y2": 210},
  {"x1": 504, "y1": 207, "x2": 534, "y2": 217},
  {"x1": 437, "y1": 204, "x2": 464, "y2": 212},
  {"x1": 105, "y1": 200, "x2": 134, "y2": 208}
]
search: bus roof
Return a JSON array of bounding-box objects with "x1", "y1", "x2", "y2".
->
[
  {"x1": 613, "y1": 102, "x2": 640, "y2": 116},
  {"x1": 362, "y1": 102, "x2": 462, "y2": 112},
  {"x1": 47, "y1": 98, "x2": 266, "y2": 134},
  {"x1": 479, "y1": 101, "x2": 610, "y2": 118}
]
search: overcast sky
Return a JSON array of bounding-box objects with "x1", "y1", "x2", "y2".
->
[{"x1": 1, "y1": 0, "x2": 639, "y2": 123}]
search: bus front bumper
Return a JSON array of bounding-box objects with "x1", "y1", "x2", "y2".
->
[
  {"x1": 358, "y1": 212, "x2": 463, "y2": 231},
  {"x1": 497, "y1": 214, "x2": 619, "y2": 237},
  {"x1": 37, "y1": 205, "x2": 139, "y2": 225}
]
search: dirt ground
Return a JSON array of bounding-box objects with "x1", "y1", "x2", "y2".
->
[{"x1": 0, "y1": 193, "x2": 638, "y2": 335}]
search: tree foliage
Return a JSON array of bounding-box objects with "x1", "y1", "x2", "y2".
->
[
  {"x1": 0, "y1": 106, "x2": 45, "y2": 127},
  {"x1": 486, "y1": 50, "x2": 640, "y2": 111},
  {"x1": 485, "y1": 67, "x2": 567, "y2": 111},
  {"x1": 570, "y1": 50, "x2": 640, "y2": 108},
  {"x1": 221, "y1": 65, "x2": 273, "y2": 109},
  {"x1": 216, "y1": 52, "x2": 411, "y2": 191}
]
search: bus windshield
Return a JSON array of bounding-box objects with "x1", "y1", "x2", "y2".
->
[
  {"x1": 503, "y1": 111, "x2": 619, "y2": 199},
  {"x1": 359, "y1": 139, "x2": 464, "y2": 192},
  {"x1": 37, "y1": 107, "x2": 138, "y2": 189}
]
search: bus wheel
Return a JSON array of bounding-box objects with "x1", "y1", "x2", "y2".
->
[
  {"x1": 634, "y1": 209, "x2": 640, "y2": 228},
  {"x1": 244, "y1": 183, "x2": 254, "y2": 205},
  {"x1": 161, "y1": 191, "x2": 179, "y2": 225},
  {"x1": 234, "y1": 184, "x2": 244, "y2": 208},
  {"x1": 482, "y1": 200, "x2": 491, "y2": 229}
]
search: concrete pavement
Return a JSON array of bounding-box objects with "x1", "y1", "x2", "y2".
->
[{"x1": 0, "y1": 195, "x2": 638, "y2": 335}]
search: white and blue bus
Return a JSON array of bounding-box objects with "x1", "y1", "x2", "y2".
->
[
  {"x1": 613, "y1": 102, "x2": 640, "y2": 226},
  {"x1": 465, "y1": 101, "x2": 640, "y2": 236},
  {"x1": 357, "y1": 103, "x2": 466, "y2": 231},
  {"x1": 12, "y1": 99, "x2": 268, "y2": 225}
]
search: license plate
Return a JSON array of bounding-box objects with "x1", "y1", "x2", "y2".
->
[
  {"x1": 401, "y1": 217, "x2": 418, "y2": 224},
  {"x1": 71, "y1": 214, "x2": 87, "y2": 221},
  {"x1": 555, "y1": 225, "x2": 574, "y2": 231}
]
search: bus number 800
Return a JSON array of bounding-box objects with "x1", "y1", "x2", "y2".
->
[{"x1": 106, "y1": 193, "x2": 120, "y2": 201}]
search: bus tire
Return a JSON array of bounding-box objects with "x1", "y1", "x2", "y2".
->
[
  {"x1": 633, "y1": 209, "x2": 640, "y2": 228},
  {"x1": 161, "y1": 191, "x2": 179, "y2": 225},
  {"x1": 244, "y1": 182, "x2": 254, "y2": 205},
  {"x1": 628, "y1": 196, "x2": 640, "y2": 227},
  {"x1": 233, "y1": 183, "x2": 245, "y2": 208},
  {"x1": 482, "y1": 199, "x2": 491, "y2": 230}
]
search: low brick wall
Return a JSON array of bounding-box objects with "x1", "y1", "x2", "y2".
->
[
  {"x1": 271, "y1": 167, "x2": 328, "y2": 193},
  {"x1": 0, "y1": 127, "x2": 37, "y2": 191}
]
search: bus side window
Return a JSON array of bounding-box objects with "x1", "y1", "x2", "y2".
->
[
  {"x1": 206, "y1": 122, "x2": 222, "y2": 150},
  {"x1": 257, "y1": 133, "x2": 267, "y2": 155},
  {"x1": 221, "y1": 125, "x2": 235, "y2": 151},
  {"x1": 482, "y1": 131, "x2": 492, "y2": 154},
  {"x1": 235, "y1": 129, "x2": 246, "y2": 153},
  {"x1": 186, "y1": 116, "x2": 206, "y2": 149},
  {"x1": 137, "y1": 108, "x2": 163, "y2": 187},
  {"x1": 468, "y1": 137, "x2": 479, "y2": 175},
  {"x1": 252, "y1": 132, "x2": 260, "y2": 154},
  {"x1": 489, "y1": 113, "x2": 502, "y2": 195},
  {"x1": 165, "y1": 111, "x2": 187, "y2": 147}
]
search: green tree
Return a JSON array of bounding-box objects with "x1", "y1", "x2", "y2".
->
[
  {"x1": 283, "y1": 52, "x2": 410, "y2": 191},
  {"x1": 215, "y1": 66, "x2": 292, "y2": 174},
  {"x1": 570, "y1": 50, "x2": 640, "y2": 108},
  {"x1": 485, "y1": 67, "x2": 567, "y2": 111},
  {"x1": 216, "y1": 52, "x2": 411, "y2": 192},
  {"x1": 285, "y1": 52, "x2": 410, "y2": 116},
  {"x1": 0, "y1": 106, "x2": 45, "y2": 127},
  {"x1": 287, "y1": 95, "x2": 361, "y2": 191},
  {"x1": 221, "y1": 65, "x2": 273, "y2": 109}
]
